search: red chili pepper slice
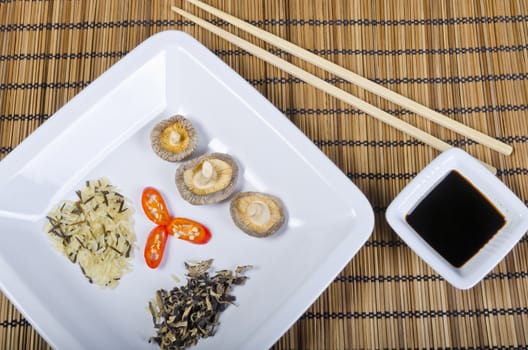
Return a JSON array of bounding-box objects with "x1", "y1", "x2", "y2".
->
[
  {"x1": 141, "y1": 187, "x2": 171, "y2": 226},
  {"x1": 167, "y1": 217, "x2": 211, "y2": 244},
  {"x1": 144, "y1": 225, "x2": 169, "y2": 269}
]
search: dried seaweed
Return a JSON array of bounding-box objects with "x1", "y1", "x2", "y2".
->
[{"x1": 148, "y1": 259, "x2": 252, "y2": 350}]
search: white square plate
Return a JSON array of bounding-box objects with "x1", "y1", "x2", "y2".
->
[
  {"x1": 0, "y1": 31, "x2": 374, "y2": 349},
  {"x1": 386, "y1": 148, "x2": 528, "y2": 289}
]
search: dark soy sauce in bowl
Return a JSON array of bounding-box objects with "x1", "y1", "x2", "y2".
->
[{"x1": 405, "y1": 170, "x2": 506, "y2": 268}]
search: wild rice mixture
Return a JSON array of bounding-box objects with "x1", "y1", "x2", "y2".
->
[{"x1": 45, "y1": 178, "x2": 136, "y2": 288}]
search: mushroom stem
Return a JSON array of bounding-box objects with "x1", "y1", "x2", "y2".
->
[
  {"x1": 169, "y1": 130, "x2": 182, "y2": 145},
  {"x1": 247, "y1": 201, "x2": 271, "y2": 226},
  {"x1": 193, "y1": 160, "x2": 218, "y2": 189},
  {"x1": 201, "y1": 161, "x2": 214, "y2": 179}
]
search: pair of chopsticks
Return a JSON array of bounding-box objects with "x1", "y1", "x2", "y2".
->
[{"x1": 171, "y1": 1, "x2": 512, "y2": 173}]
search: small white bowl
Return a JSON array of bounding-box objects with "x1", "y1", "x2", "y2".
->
[{"x1": 386, "y1": 148, "x2": 528, "y2": 289}]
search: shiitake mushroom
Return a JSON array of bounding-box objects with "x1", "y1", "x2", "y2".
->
[
  {"x1": 150, "y1": 115, "x2": 197, "y2": 162},
  {"x1": 230, "y1": 191, "x2": 286, "y2": 237},
  {"x1": 175, "y1": 153, "x2": 239, "y2": 205}
]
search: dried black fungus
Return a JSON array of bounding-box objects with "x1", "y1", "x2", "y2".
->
[{"x1": 148, "y1": 259, "x2": 252, "y2": 350}]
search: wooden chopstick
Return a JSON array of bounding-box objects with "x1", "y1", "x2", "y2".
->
[
  {"x1": 181, "y1": 0, "x2": 512, "y2": 157},
  {"x1": 171, "y1": 6, "x2": 496, "y2": 174}
]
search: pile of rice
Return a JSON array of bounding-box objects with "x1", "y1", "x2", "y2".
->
[{"x1": 45, "y1": 178, "x2": 136, "y2": 288}]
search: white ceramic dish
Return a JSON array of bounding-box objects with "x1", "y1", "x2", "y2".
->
[
  {"x1": 0, "y1": 31, "x2": 374, "y2": 349},
  {"x1": 386, "y1": 148, "x2": 528, "y2": 289}
]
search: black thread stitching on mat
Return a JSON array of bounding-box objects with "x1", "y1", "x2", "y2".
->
[
  {"x1": 2, "y1": 72, "x2": 527, "y2": 91},
  {"x1": 3, "y1": 104, "x2": 528, "y2": 123},
  {"x1": 314, "y1": 135, "x2": 520, "y2": 148},
  {"x1": 246, "y1": 73, "x2": 528, "y2": 86},
  {"x1": 314, "y1": 135, "x2": 528, "y2": 148},
  {"x1": 0, "y1": 51, "x2": 128, "y2": 61},
  {"x1": 0, "y1": 319, "x2": 30, "y2": 328},
  {"x1": 334, "y1": 275, "x2": 443, "y2": 283},
  {"x1": 384, "y1": 346, "x2": 524, "y2": 349},
  {"x1": 496, "y1": 168, "x2": 528, "y2": 176},
  {"x1": 316, "y1": 139, "x2": 420, "y2": 147},
  {"x1": 0, "y1": 114, "x2": 50, "y2": 121},
  {"x1": 0, "y1": 0, "x2": 46, "y2": 2},
  {"x1": 301, "y1": 307, "x2": 528, "y2": 320},
  {"x1": 0, "y1": 20, "x2": 197, "y2": 32},
  {"x1": 315, "y1": 139, "x2": 421, "y2": 147},
  {"x1": 284, "y1": 104, "x2": 528, "y2": 117},
  {"x1": 364, "y1": 240, "x2": 404, "y2": 248},
  {"x1": 346, "y1": 169, "x2": 528, "y2": 180},
  {"x1": 314, "y1": 134, "x2": 528, "y2": 148},
  {"x1": 334, "y1": 271, "x2": 528, "y2": 284},
  {"x1": 0, "y1": 81, "x2": 89, "y2": 90},
  {"x1": 0, "y1": 15, "x2": 527, "y2": 31},
  {"x1": 347, "y1": 172, "x2": 418, "y2": 180},
  {"x1": 268, "y1": 45, "x2": 528, "y2": 56},
  {"x1": 2, "y1": 44, "x2": 527, "y2": 62},
  {"x1": 376, "y1": 347, "x2": 528, "y2": 350}
]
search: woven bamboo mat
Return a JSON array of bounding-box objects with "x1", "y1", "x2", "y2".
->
[{"x1": 1, "y1": 0, "x2": 528, "y2": 349}]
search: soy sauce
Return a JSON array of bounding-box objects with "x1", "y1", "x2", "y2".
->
[{"x1": 405, "y1": 170, "x2": 505, "y2": 268}]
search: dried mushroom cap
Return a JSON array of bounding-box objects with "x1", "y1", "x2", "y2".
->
[
  {"x1": 150, "y1": 115, "x2": 197, "y2": 162},
  {"x1": 175, "y1": 153, "x2": 239, "y2": 205},
  {"x1": 230, "y1": 192, "x2": 286, "y2": 237}
]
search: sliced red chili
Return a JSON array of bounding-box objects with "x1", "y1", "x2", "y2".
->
[
  {"x1": 167, "y1": 217, "x2": 211, "y2": 244},
  {"x1": 144, "y1": 225, "x2": 169, "y2": 269},
  {"x1": 141, "y1": 187, "x2": 171, "y2": 226}
]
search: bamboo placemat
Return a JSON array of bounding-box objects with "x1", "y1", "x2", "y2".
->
[{"x1": 1, "y1": 0, "x2": 528, "y2": 349}]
